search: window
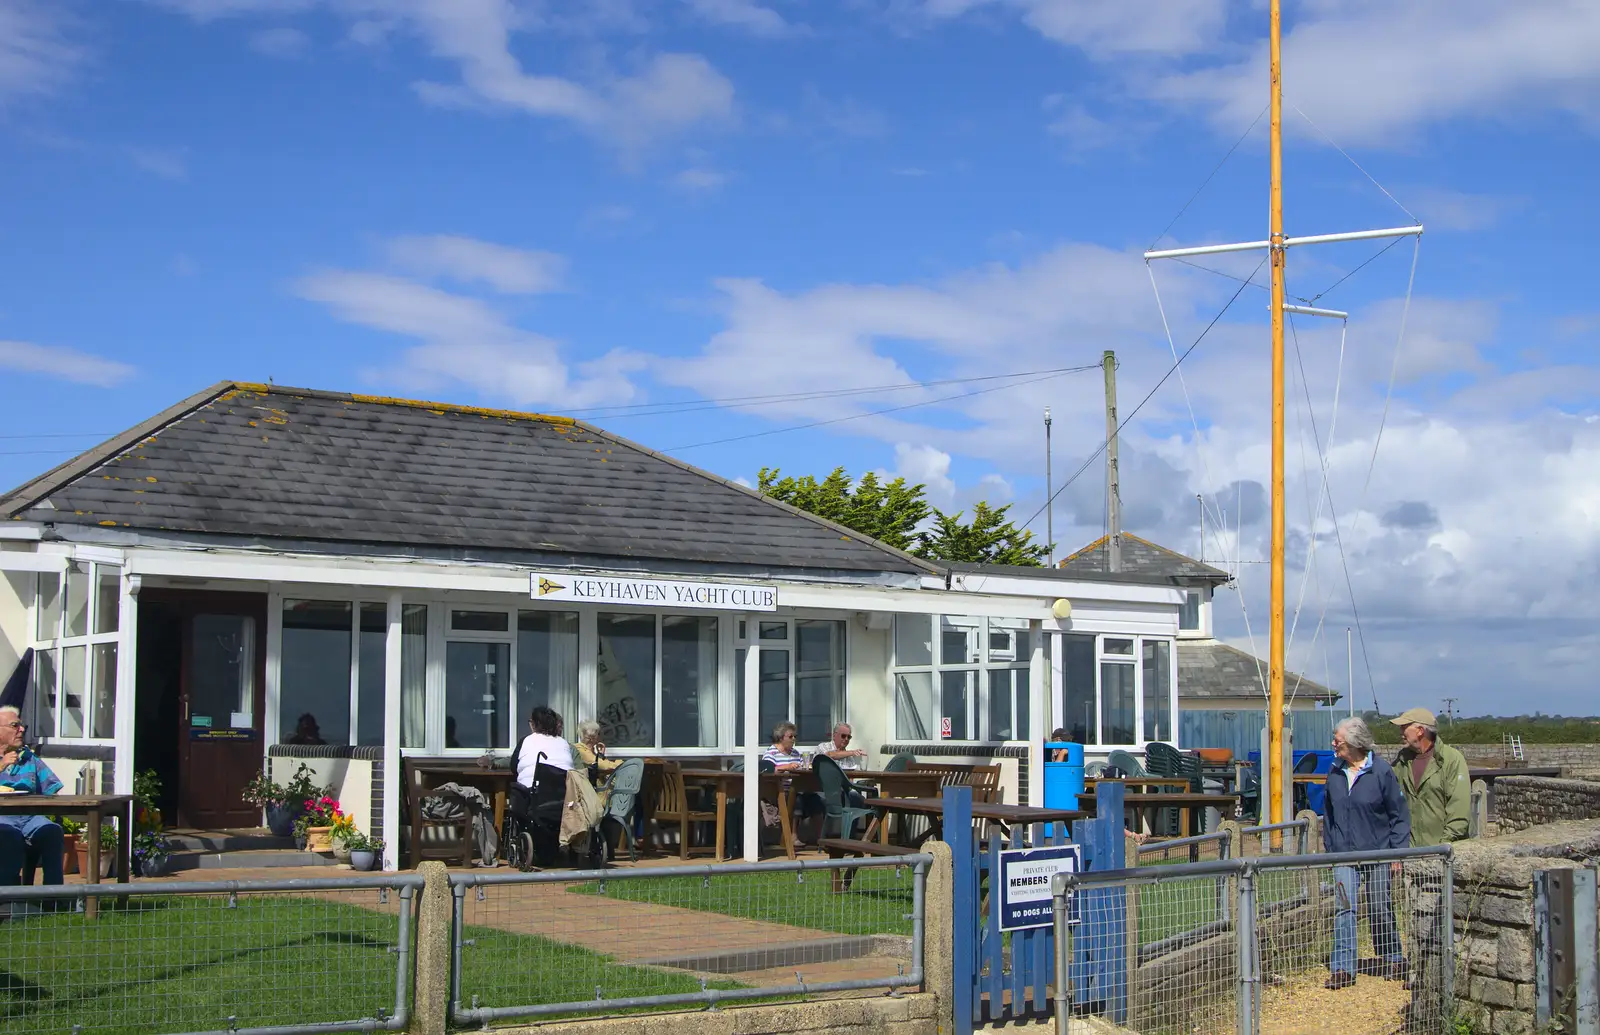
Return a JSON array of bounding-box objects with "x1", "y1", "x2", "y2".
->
[
  {"x1": 597, "y1": 612, "x2": 658, "y2": 749},
  {"x1": 1053, "y1": 632, "x2": 1176, "y2": 748},
  {"x1": 280, "y1": 600, "x2": 353, "y2": 745},
  {"x1": 891, "y1": 614, "x2": 1033, "y2": 742},
  {"x1": 1179, "y1": 591, "x2": 1201, "y2": 632},
  {"x1": 736, "y1": 618, "x2": 846, "y2": 746},
  {"x1": 32, "y1": 566, "x2": 120, "y2": 741},
  {"x1": 357, "y1": 604, "x2": 387, "y2": 747},
  {"x1": 400, "y1": 604, "x2": 428, "y2": 749},
  {"x1": 445, "y1": 641, "x2": 509, "y2": 749},
  {"x1": 517, "y1": 610, "x2": 579, "y2": 726},
  {"x1": 662, "y1": 615, "x2": 718, "y2": 748}
]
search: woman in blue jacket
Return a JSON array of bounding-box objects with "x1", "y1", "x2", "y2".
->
[{"x1": 1322, "y1": 716, "x2": 1411, "y2": 989}]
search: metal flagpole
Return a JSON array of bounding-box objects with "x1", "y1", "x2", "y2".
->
[{"x1": 1045, "y1": 406, "x2": 1054, "y2": 566}]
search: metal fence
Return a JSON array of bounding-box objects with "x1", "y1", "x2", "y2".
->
[
  {"x1": 447, "y1": 854, "x2": 931, "y2": 1027},
  {"x1": 0, "y1": 874, "x2": 422, "y2": 1035},
  {"x1": 1240, "y1": 819, "x2": 1313, "y2": 857},
  {"x1": 1052, "y1": 846, "x2": 1453, "y2": 1035}
]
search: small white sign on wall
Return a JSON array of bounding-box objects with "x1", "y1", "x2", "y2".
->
[{"x1": 940, "y1": 716, "x2": 953, "y2": 739}]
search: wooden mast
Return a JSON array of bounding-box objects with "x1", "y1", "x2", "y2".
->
[{"x1": 1267, "y1": 0, "x2": 1288, "y2": 826}]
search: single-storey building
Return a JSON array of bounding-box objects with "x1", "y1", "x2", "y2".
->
[{"x1": 0, "y1": 383, "x2": 1189, "y2": 865}]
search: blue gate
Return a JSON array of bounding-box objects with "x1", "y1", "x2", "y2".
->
[{"x1": 946, "y1": 782, "x2": 1127, "y2": 1032}]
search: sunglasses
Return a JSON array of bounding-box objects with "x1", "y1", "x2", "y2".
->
[{"x1": 3, "y1": 722, "x2": 25, "y2": 731}]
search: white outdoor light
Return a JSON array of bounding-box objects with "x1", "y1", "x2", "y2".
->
[{"x1": 1051, "y1": 598, "x2": 1072, "y2": 620}]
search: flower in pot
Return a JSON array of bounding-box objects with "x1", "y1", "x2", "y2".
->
[
  {"x1": 299, "y1": 795, "x2": 342, "y2": 852},
  {"x1": 243, "y1": 769, "x2": 293, "y2": 836},
  {"x1": 329, "y1": 810, "x2": 357, "y2": 864},
  {"x1": 60, "y1": 817, "x2": 83, "y2": 876},
  {"x1": 345, "y1": 832, "x2": 382, "y2": 871},
  {"x1": 133, "y1": 830, "x2": 172, "y2": 878}
]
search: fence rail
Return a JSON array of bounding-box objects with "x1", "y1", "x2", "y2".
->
[
  {"x1": 1051, "y1": 845, "x2": 1453, "y2": 1035},
  {"x1": 447, "y1": 854, "x2": 931, "y2": 1026},
  {"x1": 0, "y1": 874, "x2": 423, "y2": 1035}
]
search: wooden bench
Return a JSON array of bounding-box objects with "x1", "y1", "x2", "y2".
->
[
  {"x1": 819, "y1": 837, "x2": 918, "y2": 892},
  {"x1": 906, "y1": 762, "x2": 1003, "y2": 802}
]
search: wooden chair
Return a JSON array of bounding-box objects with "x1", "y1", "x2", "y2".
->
[
  {"x1": 651, "y1": 761, "x2": 719, "y2": 860},
  {"x1": 404, "y1": 774, "x2": 473, "y2": 868},
  {"x1": 906, "y1": 761, "x2": 1003, "y2": 803}
]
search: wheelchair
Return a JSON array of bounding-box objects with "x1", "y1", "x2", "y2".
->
[{"x1": 503, "y1": 759, "x2": 567, "y2": 872}]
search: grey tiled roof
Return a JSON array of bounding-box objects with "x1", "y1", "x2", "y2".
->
[
  {"x1": 1177, "y1": 639, "x2": 1340, "y2": 705},
  {"x1": 1, "y1": 383, "x2": 931, "y2": 575},
  {"x1": 1060, "y1": 533, "x2": 1230, "y2": 583}
]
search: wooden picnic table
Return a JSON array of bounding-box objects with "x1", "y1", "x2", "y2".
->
[
  {"x1": 1075, "y1": 791, "x2": 1237, "y2": 838},
  {"x1": 1086, "y1": 777, "x2": 1192, "y2": 793},
  {"x1": 862, "y1": 797, "x2": 1086, "y2": 847},
  {"x1": 0, "y1": 793, "x2": 134, "y2": 920}
]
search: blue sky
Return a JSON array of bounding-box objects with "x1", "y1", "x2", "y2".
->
[{"x1": 2, "y1": 0, "x2": 1597, "y2": 716}]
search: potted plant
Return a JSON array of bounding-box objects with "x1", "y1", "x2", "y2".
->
[
  {"x1": 341, "y1": 830, "x2": 379, "y2": 871},
  {"x1": 299, "y1": 795, "x2": 341, "y2": 852},
  {"x1": 133, "y1": 830, "x2": 172, "y2": 878},
  {"x1": 329, "y1": 810, "x2": 357, "y2": 864},
  {"x1": 60, "y1": 817, "x2": 82, "y2": 876},
  {"x1": 243, "y1": 770, "x2": 293, "y2": 836},
  {"x1": 96, "y1": 824, "x2": 118, "y2": 879}
]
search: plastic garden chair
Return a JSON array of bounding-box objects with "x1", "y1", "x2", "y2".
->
[{"x1": 813, "y1": 754, "x2": 876, "y2": 840}]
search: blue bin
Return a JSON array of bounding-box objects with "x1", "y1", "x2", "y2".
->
[
  {"x1": 1044, "y1": 742, "x2": 1085, "y2": 810},
  {"x1": 1248, "y1": 749, "x2": 1338, "y2": 815}
]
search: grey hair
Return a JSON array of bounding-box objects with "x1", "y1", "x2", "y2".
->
[
  {"x1": 1335, "y1": 716, "x2": 1375, "y2": 756},
  {"x1": 771, "y1": 720, "x2": 797, "y2": 742},
  {"x1": 575, "y1": 720, "x2": 601, "y2": 740},
  {"x1": 832, "y1": 722, "x2": 852, "y2": 736},
  {"x1": 0, "y1": 705, "x2": 17, "y2": 722}
]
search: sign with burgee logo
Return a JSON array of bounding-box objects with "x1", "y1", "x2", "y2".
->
[{"x1": 530, "y1": 572, "x2": 778, "y2": 612}]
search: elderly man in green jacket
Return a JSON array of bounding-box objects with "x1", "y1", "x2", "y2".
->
[{"x1": 1389, "y1": 708, "x2": 1470, "y2": 845}]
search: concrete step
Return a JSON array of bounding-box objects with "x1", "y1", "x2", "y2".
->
[
  {"x1": 166, "y1": 829, "x2": 295, "y2": 853},
  {"x1": 169, "y1": 849, "x2": 337, "y2": 871}
]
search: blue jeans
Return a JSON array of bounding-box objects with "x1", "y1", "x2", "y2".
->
[
  {"x1": 1331, "y1": 864, "x2": 1403, "y2": 975},
  {"x1": 0, "y1": 815, "x2": 65, "y2": 886}
]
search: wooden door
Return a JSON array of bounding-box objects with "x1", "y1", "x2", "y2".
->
[{"x1": 155, "y1": 591, "x2": 268, "y2": 829}]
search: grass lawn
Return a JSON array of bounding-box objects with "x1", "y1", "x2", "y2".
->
[
  {"x1": 0, "y1": 893, "x2": 746, "y2": 1035},
  {"x1": 572, "y1": 866, "x2": 918, "y2": 937}
]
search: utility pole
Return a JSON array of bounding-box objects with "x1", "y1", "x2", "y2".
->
[
  {"x1": 1442, "y1": 697, "x2": 1458, "y2": 725},
  {"x1": 1347, "y1": 627, "x2": 1354, "y2": 719},
  {"x1": 1197, "y1": 494, "x2": 1205, "y2": 562},
  {"x1": 1103, "y1": 350, "x2": 1121, "y2": 573},
  {"x1": 1045, "y1": 406, "x2": 1054, "y2": 566}
]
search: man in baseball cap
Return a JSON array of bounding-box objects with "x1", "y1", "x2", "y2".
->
[{"x1": 1389, "y1": 708, "x2": 1470, "y2": 847}]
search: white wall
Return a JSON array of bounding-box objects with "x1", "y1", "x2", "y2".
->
[
  {"x1": 846, "y1": 622, "x2": 893, "y2": 764},
  {"x1": 0, "y1": 570, "x2": 31, "y2": 676},
  {"x1": 270, "y1": 756, "x2": 375, "y2": 834}
]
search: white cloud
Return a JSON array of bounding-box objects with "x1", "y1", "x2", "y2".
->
[
  {"x1": 294, "y1": 266, "x2": 637, "y2": 409},
  {"x1": 674, "y1": 167, "x2": 729, "y2": 191},
  {"x1": 1150, "y1": 0, "x2": 1600, "y2": 146},
  {"x1": 0, "y1": 1, "x2": 83, "y2": 108},
  {"x1": 249, "y1": 26, "x2": 310, "y2": 58},
  {"x1": 888, "y1": 443, "x2": 957, "y2": 509},
  {"x1": 0, "y1": 341, "x2": 134, "y2": 388},
  {"x1": 384, "y1": 235, "x2": 566, "y2": 295},
  {"x1": 922, "y1": 0, "x2": 1228, "y2": 58},
  {"x1": 127, "y1": 146, "x2": 189, "y2": 181},
  {"x1": 686, "y1": 0, "x2": 794, "y2": 38}
]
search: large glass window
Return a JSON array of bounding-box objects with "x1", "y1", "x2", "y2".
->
[
  {"x1": 1142, "y1": 640, "x2": 1172, "y2": 743},
  {"x1": 400, "y1": 604, "x2": 428, "y2": 749},
  {"x1": 1051, "y1": 633, "x2": 1177, "y2": 748},
  {"x1": 445, "y1": 641, "x2": 509, "y2": 750},
  {"x1": 662, "y1": 616, "x2": 718, "y2": 748},
  {"x1": 1060, "y1": 635, "x2": 1096, "y2": 745},
  {"x1": 1179, "y1": 591, "x2": 1201, "y2": 632},
  {"x1": 357, "y1": 604, "x2": 387, "y2": 747},
  {"x1": 1100, "y1": 661, "x2": 1136, "y2": 745},
  {"x1": 280, "y1": 600, "x2": 352, "y2": 745},
  {"x1": 735, "y1": 618, "x2": 845, "y2": 746},
  {"x1": 517, "y1": 610, "x2": 580, "y2": 726},
  {"x1": 891, "y1": 613, "x2": 1034, "y2": 742},
  {"x1": 31, "y1": 566, "x2": 121, "y2": 743},
  {"x1": 597, "y1": 612, "x2": 656, "y2": 748}
]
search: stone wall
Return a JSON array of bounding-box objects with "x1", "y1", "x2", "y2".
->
[
  {"x1": 1455, "y1": 743, "x2": 1600, "y2": 776},
  {"x1": 1493, "y1": 776, "x2": 1600, "y2": 834},
  {"x1": 1446, "y1": 819, "x2": 1600, "y2": 1035}
]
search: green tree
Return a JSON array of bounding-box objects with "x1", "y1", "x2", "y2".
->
[
  {"x1": 757, "y1": 466, "x2": 930, "y2": 552},
  {"x1": 916, "y1": 501, "x2": 1050, "y2": 566},
  {"x1": 758, "y1": 467, "x2": 1049, "y2": 566}
]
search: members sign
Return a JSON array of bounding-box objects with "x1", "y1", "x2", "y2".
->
[
  {"x1": 530, "y1": 573, "x2": 778, "y2": 612},
  {"x1": 996, "y1": 844, "x2": 1082, "y2": 931}
]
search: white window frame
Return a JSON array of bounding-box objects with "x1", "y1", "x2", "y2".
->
[
  {"x1": 1054, "y1": 631, "x2": 1178, "y2": 750},
  {"x1": 889, "y1": 614, "x2": 1034, "y2": 745},
  {"x1": 31, "y1": 564, "x2": 121, "y2": 744},
  {"x1": 735, "y1": 617, "x2": 849, "y2": 748},
  {"x1": 273, "y1": 596, "x2": 398, "y2": 750}
]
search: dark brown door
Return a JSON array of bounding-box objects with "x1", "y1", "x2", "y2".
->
[{"x1": 150, "y1": 591, "x2": 268, "y2": 829}]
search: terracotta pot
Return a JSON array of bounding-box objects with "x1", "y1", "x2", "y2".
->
[
  {"x1": 305, "y1": 825, "x2": 334, "y2": 853},
  {"x1": 62, "y1": 835, "x2": 80, "y2": 875},
  {"x1": 72, "y1": 845, "x2": 116, "y2": 879}
]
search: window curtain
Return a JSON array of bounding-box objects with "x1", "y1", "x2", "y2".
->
[
  {"x1": 400, "y1": 604, "x2": 427, "y2": 749},
  {"x1": 546, "y1": 613, "x2": 579, "y2": 728},
  {"x1": 697, "y1": 621, "x2": 718, "y2": 748}
]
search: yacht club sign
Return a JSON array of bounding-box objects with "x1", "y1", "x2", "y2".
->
[{"x1": 530, "y1": 572, "x2": 778, "y2": 612}]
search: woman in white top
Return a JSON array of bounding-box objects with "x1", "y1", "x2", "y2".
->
[{"x1": 516, "y1": 707, "x2": 573, "y2": 789}]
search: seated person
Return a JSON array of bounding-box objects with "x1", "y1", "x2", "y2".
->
[
  {"x1": 0, "y1": 706, "x2": 65, "y2": 888},
  {"x1": 512, "y1": 707, "x2": 573, "y2": 868},
  {"x1": 572, "y1": 721, "x2": 622, "y2": 781},
  {"x1": 762, "y1": 721, "x2": 824, "y2": 845},
  {"x1": 1048, "y1": 727, "x2": 1072, "y2": 762},
  {"x1": 813, "y1": 722, "x2": 867, "y2": 770}
]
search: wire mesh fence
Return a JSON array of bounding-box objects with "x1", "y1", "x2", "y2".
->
[
  {"x1": 0, "y1": 875, "x2": 420, "y2": 1035},
  {"x1": 1053, "y1": 846, "x2": 1453, "y2": 1035},
  {"x1": 449, "y1": 855, "x2": 929, "y2": 1026}
]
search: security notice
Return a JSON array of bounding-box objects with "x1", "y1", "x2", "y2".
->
[{"x1": 996, "y1": 844, "x2": 1082, "y2": 932}]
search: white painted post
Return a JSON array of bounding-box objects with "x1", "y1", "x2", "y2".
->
[
  {"x1": 383, "y1": 591, "x2": 402, "y2": 871},
  {"x1": 1028, "y1": 618, "x2": 1046, "y2": 807},
  {"x1": 742, "y1": 631, "x2": 761, "y2": 862},
  {"x1": 112, "y1": 572, "x2": 140, "y2": 796}
]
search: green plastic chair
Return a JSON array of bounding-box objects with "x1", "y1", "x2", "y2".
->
[
  {"x1": 813, "y1": 754, "x2": 876, "y2": 840},
  {"x1": 884, "y1": 752, "x2": 915, "y2": 773}
]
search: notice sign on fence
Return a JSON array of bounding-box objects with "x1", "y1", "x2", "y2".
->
[{"x1": 997, "y1": 845, "x2": 1082, "y2": 931}]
